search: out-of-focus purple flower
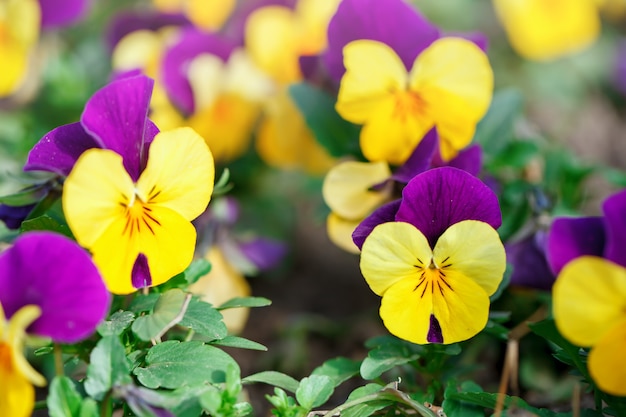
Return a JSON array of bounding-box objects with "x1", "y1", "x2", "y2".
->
[
  {"x1": 506, "y1": 230, "x2": 555, "y2": 291},
  {"x1": 615, "y1": 40, "x2": 626, "y2": 95},
  {"x1": 0, "y1": 232, "x2": 110, "y2": 342},
  {"x1": 25, "y1": 74, "x2": 158, "y2": 181},
  {"x1": 113, "y1": 384, "x2": 176, "y2": 417},
  {"x1": 39, "y1": 0, "x2": 90, "y2": 29},
  {"x1": 0, "y1": 203, "x2": 36, "y2": 230},
  {"x1": 546, "y1": 190, "x2": 626, "y2": 274}
]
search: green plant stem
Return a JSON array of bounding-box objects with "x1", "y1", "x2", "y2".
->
[
  {"x1": 34, "y1": 400, "x2": 48, "y2": 410},
  {"x1": 100, "y1": 391, "x2": 113, "y2": 417},
  {"x1": 53, "y1": 343, "x2": 64, "y2": 377}
]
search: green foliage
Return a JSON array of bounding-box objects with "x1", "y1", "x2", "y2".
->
[{"x1": 84, "y1": 336, "x2": 132, "y2": 400}]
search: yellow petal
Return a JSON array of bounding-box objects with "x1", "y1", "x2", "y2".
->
[
  {"x1": 223, "y1": 49, "x2": 275, "y2": 102},
  {"x1": 152, "y1": 0, "x2": 183, "y2": 12},
  {"x1": 322, "y1": 161, "x2": 392, "y2": 220},
  {"x1": 187, "y1": 93, "x2": 260, "y2": 163},
  {"x1": 336, "y1": 40, "x2": 407, "y2": 124},
  {"x1": 588, "y1": 319, "x2": 626, "y2": 396},
  {"x1": 360, "y1": 222, "x2": 432, "y2": 296},
  {"x1": 63, "y1": 149, "x2": 135, "y2": 248},
  {"x1": 553, "y1": 256, "x2": 626, "y2": 347},
  {"x1": 7, "y1": 306, "x2": 46, "y2": 387},
  {"x1": 0, "y1": 345, "x2": 35, "y2": 417},
  {"x1": 90, "y1": 204, "x2": 197, "y2": 294},
  {"x1": 0, "y1": 0, "x2": 40, "y2": 96},
  {"x1": 326, "y1": 213, "x2": 361, "y2": 254},
  {"x1": 433, "y1": 220, "x2": 506, "y2": 296},
  {"x1": 358, "y1": 94, "x2": 433, "y2": 165},
  {"x1": 189, "y1": 247, "x2": 251, "y2": 334},
  {"x1": 410, "y1": 38, "x2": 493, "y2": 160},
  {"x1": 295, "y1": 0, "x2": 341, "y2": 54},
  {"x1": 492, "y1": 0, "x2": 600, "y2": 61},
  {"x1": 111, "y1": 30, "x2": 163, "y2": 77},
  {"x1": 187, "y1": 53, "x2": 225, "y2": 111},
  {"x1": 186, "y1": 0, "x2": 235, "y2": 31},
  {"x1": 245, "y1": 6, "x2": 301, "y2": 84},
  {"x1": 136, "y1": 127, "x2": 215, "y2": 220}
]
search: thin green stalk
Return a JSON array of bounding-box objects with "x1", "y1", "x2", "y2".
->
[{"x1": 53, "y1": 343, "x2": 64, "y2": 377}]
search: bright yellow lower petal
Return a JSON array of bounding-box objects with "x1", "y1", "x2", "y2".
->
[
  {"x1": 186, "y1": 0, "x2": 235, "y2": 31},
  {"x1": 433, "y1": 220, "x2": 506, "y2": 296},
  {"x1": 360, "y1": 222, "x2": 432, "y2": 296},
  {"x1": 492, "y1": 0, "x2": 600, "y2": 61},
  {"x1": 0, "y1": 0, "x2": 40, "y2": 96},
  {"x1": 336, "y1": 40, "x2": 408, "y2": 124},
  {"x1": 245, "y1": 6, "x2": 301, "y2": 84},
  {"x1": 91, "y1": 204, "x2": 197, "y2": 294},
  {"x1": 359, "y1": 95, "x2": 433, "y2": 165},
  {"x1": 63, "y1": 149, "x2": 135, "y2": 248},
  {"x1": 0, "y1": 346, "x2": 35, "y2": 417},
  {"x1": 322, "y1": 161, "x2": 392, "y2": 220},
  {"x1": 135, "y1": 127, "x2": 215, "y2": 220},
  {"x1": 187, "y1": 93, "x2": 260, "y2": 163},
  {"x1": 189, "y1": 247, "x2": 251, "y2": 334},
  {"x1": 553, "y1": 256, "x2": 626, "y2": 347},
  {"x1": 588, "y1": 319, "x2": 626, "y2": 396},
  {"x1": 326, "y1": 213, "x2": 361, "y2": 254},
  {"x1": 410, "y1": 38, "x2": 493, "y2": 161}
]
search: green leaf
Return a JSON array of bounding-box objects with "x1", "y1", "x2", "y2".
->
[
  {"x1": 218, "y1": 296, "x2": 272, "y2": 309},
  {"x1": 296, "y1": 375, "x2": 334, "y2": 409},
  {"x1": 133, "y1": 340, "x2": 239, "y2": 389},
  {"x1": 489, "y1": 140, "x2": 540, "y2": 170},
  {"x1": 242, "y1": 371, "x2": 300, "y2": 393},
  {"x1": 288, "y1": 82, "x2": 361, "y2": 158},
  {"x1": 184, "y1": 258, "x2": 212, "y2": 284},
  {"x1": 473, "y1": 88, "x2": 524, "y2": 158},
  {"x1": 84, "y1": 335, "x2": 132, "y2": 400},
  {"x1": 128, "y1": 293, "x2": 160, "y2": 313},
  {"x1": 360, "y1": 337, "x2": 422, "y2": 380},
  {"x1": 78, "y1": 399, "x2": 99, "y2": 417},
  {"x1": 97, "y1": 310, "x2": 135, "y2": 336},
  {"x1": 132, "y1": 289, "x2": 190, "y2": 341},
  {"x1": 311, "y1": 357, "x2": 361, "y2": 387},
  {"x1": 20, "y1": 215, "x2": 73, "y2": 238},
  {"x1": 210, "y1": 335, "x2": 267, "y2": 351},
  {"x1": 178, "y1": 298, "x2": 227, "y2": 341},
  {"x1": 341, "y1": 384, "x2": 391, "y2": 417},
  {"x1": 47, "y1": 376, "x2": 82, "y2": 417},
  {"x1": 442, "y1": 381, "x2": 484, "y2": 417}
]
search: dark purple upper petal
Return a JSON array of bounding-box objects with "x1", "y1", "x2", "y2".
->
[
  {"x1": 81, "y1": 75, "x2": 156, "y2": 181},
  {"x1": 323, "y1": 0, "x2": 440, "y2": 82},
  {"x1": 546, "y1": 216, "x2": 605, "y2": 275},
  {"x1": 352, "y1": 199, "x2": 401, "y2": 249},
  {"x1": 38, "y1": 0, "x2": 89, "y2": 29},
  {"x1": 506, "y1": 231, "x2": 555, "y2": 291},
  {"x1": 391, "y1": 129, "x2": 438, "y2": 184},
  {"x1": 162, "y1": 28, "x2": 236, "y2": 115},
  {"x1": 105, "y1": 11, "x2": 191, "y2": 51},
  {"x1": 0, "y1": 204, "x2": 36, "y2": 230},
  {"x1": 0, "y1": 232, "x2": 110, "y2": 343},
  {"x1": 238, "y1": 237, "x2": 287, "y2": 271},
  {"x1": 24, "y1": 122, "x2": 99, "y2": 176},
  {"x1": 601, "y1": 189, "x2": 626, "y2": 267},
  {"x1": 430, "y1": 144, "x2": 483, "y2": 177},
  {"x1": 396, "y1": 167, "x2": 502, "y2": 247}
]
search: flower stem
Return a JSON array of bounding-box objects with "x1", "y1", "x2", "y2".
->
[{"x1": 53, "y1": 343, "x2": 64, "y2": 377}]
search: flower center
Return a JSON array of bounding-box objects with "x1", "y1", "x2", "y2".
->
[
  {"x1": 393, "y1": 90, "x2": 426, "y2": 122},
  {"x1": 413, "y1": 256, "x2": 454, "y2": 299},
  {"x1": 0, "y1": 341, "x2": 13, "y2": 374},
  {"x1": 121, "y1": 189, "x2": 161, "y2": 238}
]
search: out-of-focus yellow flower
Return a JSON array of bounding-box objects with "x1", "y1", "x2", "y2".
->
[
  {"x1": 256, "y1": 90, "x2": 336, "y2": 175},
  {"x1": 245, "y1": 0, "x2": 340, "y2": 84},
  {"x1": 336, "y1": 38, "x2": 493, "y2": 165},
  {"x1": 0, "y1": 0, "x2": 40, "y2": 97},
  {"x1": 493, "y1": 0, "x2": 601, "y2": 61},
  {"x1": 152, "y1": 0, "x2": 236, "y2": 31},
  {"x1": 189, "y1": 246, "x2": 251, "y2": 334}
]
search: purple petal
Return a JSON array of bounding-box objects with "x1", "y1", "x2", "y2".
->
[
  {"x1": 427, "y1": 314, "x2": 443, "y2": 343},
  {"x1": 391, "y1": 129, "x2": 437, "y2": 183},
  {"x1": 0, "y1": 204, "x2": 36, "y2": 230},
  {"x1": 105, "y1": 11, "x2": 191, "y2": 51},
  {"x1": 131, "y1": 253, "x2": 152, "y2": 289},
  {"x1": 430, "y1": 144, "x2": 483, "y2": 176},
  {"x1": 238, "y1": 238, "x2": 287, "y2": 271},
  {"x1": 323, "y1": 0, "x2": 440, "y2": 82},
  {"x1": 352, "y1": 199, "x2": 401, "y2": 249},
  {"x1": 39, "y1": 0, "x2": 89, "y2": 29},
  {"x1": 81, "y1": 75, "x2": 155, "y2": 181},
  {"x1": 614, "y1": 41, "x2": 626, "y2": 95},
  {"x1": 299, "y1": 55, "x2": 326, "y2": 84},
  {"x1": 0, "y1": 232, "x2": 110, "y2": 343},
  {"x1": 506, "y1": 231, "x2": 555, "y2": 291},
  {"x1": 546, "y1": 217, "x2": 605, "y2": 275},
  {"x1": 223, "y1": 0, "x2": 296, "y2": 45},
  {"x1": 602, "y1": 189, "x2": 626, "y2": 267},
  {"x1": 162, "y1": 28, "x2": 236, "y2": 115},
  {"x1": 25, "y1": 122, "x2": 99, "y2": 176},
  {"x1": 396, "y1": 167, "x2": 502, "y2": 247}
]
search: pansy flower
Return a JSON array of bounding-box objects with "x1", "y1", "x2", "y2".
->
[
  {"x1": 492, "y1": 0, "x2": 600, "y2": 61},
  {"x1": 359, "y1": 167, "x2": 505, "y2": 344},
  {"x1": 327, "y1": 0, "x2": 493, "y2": 165},
  {"x1": 0, "y1": 232, "x2": 110, "y2": 417},
  {"x1": 152, "y1": 0, "x2": 236, "y2": 31},
  {"x1": 0, "y1": 0, "x2": 90, "y2": 97},
  {"x1": 550, "y1": 189, "x2": 626, "y2": 395}
]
